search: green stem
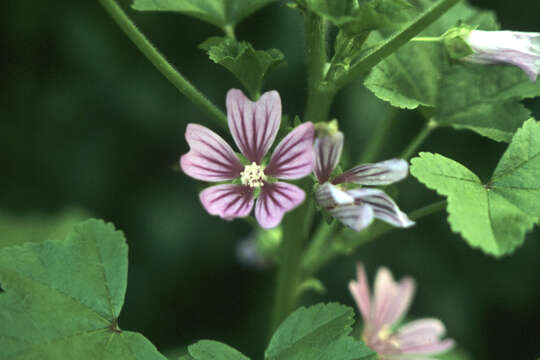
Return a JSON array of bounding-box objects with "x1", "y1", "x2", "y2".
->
[
  {"x1": 400, "y1": 118, "x2": 438, "y2": 160},
  {"x1": 270, "y1": 196, "x2": 314, "y2": 333},
  {"x1": 332, "y1": 0, "x2": 460, "y2": 90},
  {"x1": 303, "y1": 12, "x2": 337, "y2": 123},
  {"x1": 98, "y1": 0, "x2": 228, "y2": 130},
  {"x1": 301, "y1": 220, "x2": 338, "y2": 272},
  {"x1": 304, "y1": 200, "x2": 447, "y2": 275},
  {"x1": 411, "y1": 36, "x2": 443, "y2": 42},
  {"x1": 358, "y1": 108, "x2": 399, "y2": 163}
]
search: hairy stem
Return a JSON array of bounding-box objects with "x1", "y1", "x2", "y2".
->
[
  {"x1": 332, "y1": 0, "x2": 460, "y2": 90},
  {"x1": 400, "y1": 118, "x2": 438, "y2": 160},
  {"x1": 98, "y1": 0, "x2": 228, "y2": 130},
  {"x1": 270, "y1": 195, "x2": 314, "y2": 333},
  {"x1": 303, "y1": 12, "x2": 337, "y2": 123},
  {"x1": 303, "y1": 200, "x2": 447, "y2": 275}
]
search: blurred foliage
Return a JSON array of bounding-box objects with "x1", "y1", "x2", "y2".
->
[{"x1": 1, "y1": 0, "x2": 539, "y2": 359}]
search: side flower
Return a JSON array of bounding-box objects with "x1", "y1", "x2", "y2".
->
[
  {"x1": 313, "y1": 121, "x2": 414, "y2": 231},
  {"x1": 444, "y1": 26, "x2": 540, "y2": 82},
  {"x1": 349, "y1": 263, "x2": 454, "y2": 359},
  {"x1": 180, "y1": 89, "x2": 315, "y2": 229}
]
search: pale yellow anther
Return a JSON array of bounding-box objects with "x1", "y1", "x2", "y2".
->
[{"x1": 240, "y1": 162, "x2": 266, "y2": 188}]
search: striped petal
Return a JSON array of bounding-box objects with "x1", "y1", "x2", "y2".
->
[
  {"x1": 199, "y1": 184, "x2": 254, "y2": 220},
  {"x1": 315, "y1": 182, "x2": 354, "y2": 209},
  {"x1": 226, "y1": 89, "x2": 281, "y2": 163},
  {"x1": 348, "y1": 188, "x2": 415, "y2": 228},
  {"x1": 265, "y1": 122, "x2": 315, "y2": 179},
  {"x1": 181, "y1": 124, "x2": 243, "y2": 182},
  {"x1": 333, "y1": 159, "x2": 408, "y2": 186},
  {"x1": 396, "y1": 318, "x2": 454, "y2": 355},
  {"x1": 349, "y1": 263, "x2": 372, "y2": 323},
  {"x1": 255, "y1": 182, "x2": 305, "y2": 229},
  {"x1": 314, "y1": 131, "x2": 344, "y2": 183},
  {"x1": 329, "y1": 204, "x2": 374, "y2": 232}
]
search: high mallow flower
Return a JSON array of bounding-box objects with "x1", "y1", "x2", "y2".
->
[
  {"x1": 180, "y1": 89, "x2": 315, "y2": 229},
  {"x1": 444, "y1": 26, "x2": 540, "y2": 82},
  {"x1": 313, "y1": 121, "x2": 414, "y2": 231},
  {"x1": 349, "y1": 263, "x2": 454, "y2": 359}
]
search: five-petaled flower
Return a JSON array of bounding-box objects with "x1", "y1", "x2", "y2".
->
[
  {"x1": 180, "y1": 89, "x2": 315, "y2": 229},
  {"x1": 349, "y1": 263, "x2": 454, "y2": 359},
  {"x1": 444, "y1": 26, "x2": 540, "y2": 82},
  {"x1": 313, "y1": 121, "x2": 414, "y2": 231}
]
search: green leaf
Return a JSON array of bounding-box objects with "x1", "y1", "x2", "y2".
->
[
  {"x1": 0, "y1": 208, "x2": 89, "y2": 250},
  {"x1": 265, "y1": 303, "x2": 376, "y2": 360},
  {"x1": 199, "y1": 37, "x2": 286, "y2": 99},
  {"x1": 436, "y1": 65, "x2": 540, "y2": 142},
  {"x1": 306, "y1": 0, "x2": 415, "y2": 35},
  {"x1": 132, "y1": 0, "x2": 276, "y2": 31},
  {"x1": 364, "y1": 0, "x2": 497, "y2": 109},
  {"x1": 187, "y1": 340, "x2": 249, "y2": 360},
  {"x1": 0, "y1": 219, "x2": 167, "y2": 360},
  {"x1": 410, "y1": 119, "x2": 540, "y2": 256}
]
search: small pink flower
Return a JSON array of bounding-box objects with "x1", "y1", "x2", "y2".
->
[
  {"x1": 313, "y1": 123, "x2": 413, "y2": 231},
  {"x1": 349, "y1": 264, "x2": 455, "y2": 359},
  {"x1": 463, "y1": 30, "x2": 540, "y2": 82},
  {"x1": 180, "y1": 89, "x2": 315, "y2": 229}
]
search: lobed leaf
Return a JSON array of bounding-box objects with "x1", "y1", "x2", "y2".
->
[
  {"x1": 131, "y1": 0, "x2": 276, "y2": 31},
  {"x1": 265, "y1": 303, "x2": 376, "y2": 360},
  {"x1": 199, "y1": 37, "x2": 286, "y2": 99},
  {"x1": 410, "y1": 119, "x2": 540, "y2": 256},
  {"x1": 0, "y1": 219, "x2": 167, "y2": 360}
]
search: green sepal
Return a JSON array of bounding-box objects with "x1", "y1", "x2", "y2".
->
[
  {"x1": 442, "y1": 23, "x2": 477, "y2": 59},
  {"x1": 296, "y1": 277, "x2": 326, "y2": 297},
  {"x1": 199, "y1": 37, "x2": 286, "y2": 99}
]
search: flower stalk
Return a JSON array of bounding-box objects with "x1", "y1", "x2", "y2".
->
[{"x1": 98, "y1": 0, "x2": 228, "y2": 130}]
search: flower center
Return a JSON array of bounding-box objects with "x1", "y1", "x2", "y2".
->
[{"x1": 240, "y1": 162, "x2": 266, "y2": 188}]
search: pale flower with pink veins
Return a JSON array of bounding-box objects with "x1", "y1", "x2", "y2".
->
[
  {"x1": 349, "y1": 264, "x2": 454, "y2": 359},
  {"x1": 180, "y1": 89, "x2": 315, "y2": 229}
]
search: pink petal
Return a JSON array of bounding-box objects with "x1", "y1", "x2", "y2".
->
[
  {"x1": 333, "y1": 159, "x2": 408, "y2": 186},
  {"x1": 348, "y1": 188, "x2": 415, "y2": 228},
  {"x1": 329, "y1": 204, "x2": 374, "y2": 232},
  {"x1": 399, "y1": 338, "x2": 455, "y2": 355},
  {"x1": 314, "y1": 131, "x2": 344, "y2": 183},
  {"x1": 398, "y1": 319, "x2": 446, "y2": 339},
  {"x1": 226, "y1": 89, "x2": 281, "y2": 163},
  {"x1": 180, "y1": 124, "x2": 244, "y2": 182},
  {"x1": 315, "y1": 182, "x2": 354, "y2": 209},
  {"x1": 349, "y1": 263, "x2": 371, "y2": 323},
  {"x1": 265, "y1": 122, "x2": 315, "y2": 179},
  {"x1": 199, "y1": 184, "x2": 254, "y2": 220},
  {"x1": 372, "y1": 268, "x2": 415, "y2": 334},
  {"x1": 255, "y1": 182, "x2": 305, "y2": 229}
]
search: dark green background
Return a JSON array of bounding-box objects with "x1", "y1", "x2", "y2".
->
[{"x1": 1, "y1": 1, "x2": 539, "y2": 359}]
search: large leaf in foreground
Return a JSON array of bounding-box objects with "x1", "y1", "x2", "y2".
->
[
  {"x1": 0, "y1": 219, "x2": 166, "y2": 360},
  {"x1": 265, "y1": 303, "x2": 376, "y2": 360},
  {"x1": 132, "y1": 0, "x2": 276, "y2": 30},
  {"x1": 365, "y1": 0, "x2": 498, "y2": 109},
  {"x1": 182, "y1": 340, "x2": 250, "y2": 360},
  {"x1": 410, "y1": 119, "x2": 540, "y2": 256}
]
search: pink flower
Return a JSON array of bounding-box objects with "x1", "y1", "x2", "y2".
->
[
  {"x1": 349, "y1": 264, "x2": 454, "y2": 359},
  {"x1": 313, "y1": 122, "x2": 413, "y2": 231},
  {"x1": 180, "y1": 89, "x2": 315, "y2": 229},
  {"x1": 463, "y1": 30, "x2": 540, "y2": 82}
]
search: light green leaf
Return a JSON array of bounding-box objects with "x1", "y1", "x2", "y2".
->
[
  {"x1": 0, "y1": 208, "x2": 89, "y2": 250},
  {"x1": 132, "y1": 0, "x2": 276, "y2": 31},
  {"x1": 410, "y1": 119, "x2": 540, "y2": 256},
  {"x1": 199, "y1": 37, "x2": 286, "y2": 99},
  {"x1": 265, "y1": 303, "x2": 376, "y2": 360},
  {"x1": 0, "y1": 219, "x2": 167, "y2": 360},
  {"x1": 187, "y1": 340, "x2": 249, "y2": 360},
  {"x1": 306, "y1": 0, "x2": 415, "y2": 35},
  {"x1": 365, "y1": 0, "x2": 497, "y2": 109},
  {"x1": 436, "y1": 65, "x2": 540, "y2": 142}
]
